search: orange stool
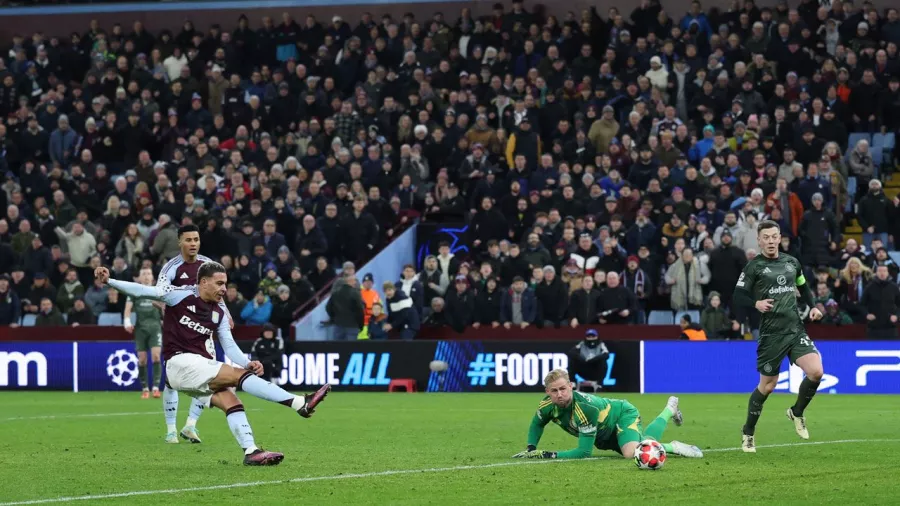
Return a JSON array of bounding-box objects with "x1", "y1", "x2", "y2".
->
[{"x1": 388, "y1": 379, "x2": 417, "y2": 392}]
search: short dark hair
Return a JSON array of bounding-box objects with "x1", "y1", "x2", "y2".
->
[
  {"x1": 757, "y1": 220, "x2": 781, "y2": 235},
  {"x1": 198, "y1": 261, "x2": 226, "y2": 281},
  {"x1": 177, "y1": 224, "x2": 200, "y2": 238}
]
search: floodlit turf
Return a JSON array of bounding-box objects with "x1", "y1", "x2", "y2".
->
[{"x1": 1, "y1": 392, "x2": 899, "y2": 505}]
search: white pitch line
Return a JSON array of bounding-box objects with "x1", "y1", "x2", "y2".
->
[
  {"x1": 0, "y1": 411, "x2": 161, "y2": 422},
  {"x1": 1, "y1": 409, "x2": 261, "y2": 422},
  {"x1": 1, "y1": 438, "x2": 898, "y2": 506}
]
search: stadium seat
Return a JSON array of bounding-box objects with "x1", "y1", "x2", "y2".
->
[
  {"x1": 388, "y1": 379, "x2": 417, "y2": 392},
  {"x1": 98, "y1": 313, "x2": 124, "y2": 326},
  {"x1": 873, "y1": 133, "x2": 896, "y2": 151},
  {"x1": 889, "y1": 251, "x2": 900, "y2": 267},
  {"x1": 21, "y1": 314, "x2": 36, "y2": 326},
  {"x1": 648, "y1": 311, "x2": 674, "y2": 325},
  {"x1": 872, "y1": 150, "x2": 884, "y2": 169},
  {"x1": 675, "y1": 310, "x2": 702, "y2": 324}
]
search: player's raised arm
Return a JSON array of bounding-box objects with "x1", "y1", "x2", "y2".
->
[
  {"x1": 216, "y1": 301, "x2": 250, "y2": 368},
  {"x1": 96, "y1": 267, "x2": 190, "y2": 307}
]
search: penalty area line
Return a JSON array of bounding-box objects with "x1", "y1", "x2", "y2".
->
[
  {"x1": 2, "y1": 438, "x2": 899, "y2": 505},
  {"x1": 1, "y1": 409, "x2": 262, "y2": 423}
]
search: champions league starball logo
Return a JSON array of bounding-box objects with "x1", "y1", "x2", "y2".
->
[{"x1": 106, "y1": 349, "x2": 139, "y2": 387}]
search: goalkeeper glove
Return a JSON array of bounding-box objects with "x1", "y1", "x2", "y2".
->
[{"x1": 511, "y1": 448, "x2": 557, "y2": 459}]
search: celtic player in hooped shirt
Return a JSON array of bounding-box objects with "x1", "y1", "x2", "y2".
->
[
  {"x1": 512, "y1": 369, "x2": 703, "y2": 461},
  {"x1": 733, "y1": 220, "x2": 824, "y2": 453}
]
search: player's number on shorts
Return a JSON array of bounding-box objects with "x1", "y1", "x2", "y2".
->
[{"x1": 800, "y1": 336, "x2": 814, "y2": 348}]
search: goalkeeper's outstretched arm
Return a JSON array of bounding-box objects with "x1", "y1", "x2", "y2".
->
[{"x1": 515, "y1": 406, "x2": 596, "y2": 459}]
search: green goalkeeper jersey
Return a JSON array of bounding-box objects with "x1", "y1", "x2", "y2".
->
[
  {"x1": 733, "y1": 252, "x2": 806, "y2": 338},
  {"x1": 527, "y1": 391, "x2": 637, "y2": 459}
]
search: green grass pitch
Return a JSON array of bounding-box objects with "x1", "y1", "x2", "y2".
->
[{"x1": 1, "y1": 392, "x2": 899, "y2": 505}]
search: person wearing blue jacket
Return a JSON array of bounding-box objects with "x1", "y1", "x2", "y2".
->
[
  {"x1": 241, "y1": 290, "x2": 273, "y2": 325},
  {"x1": 679, "y1": 2, "x2": 712, "y2": 39},
  {"x1": 501, "y1": 276, "x2": 537, "y2": 328},
  {"x1": 383, "y1": 282, "x2": 420, "y2": 340},
  {"x1": 48, "y1": 115, "x2": 81, "y2": 168},
  {"x1": 367, "y1": 302, "x2": 389, "y2": 340}
]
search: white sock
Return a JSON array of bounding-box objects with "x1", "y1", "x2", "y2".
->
[
  {"x1": 240, "y1": 373, "x2": 303, "y2": 408},
  {"x1": 167, "y1": 423, "x2": 176, "y2": 433},
  {"x1": 225, "y1": 408, "x2": 256, "y2": 452},
  {"x1": 163, "y1": 387, "x2": 179, "y2": 428},
  {"x1": 187, "y1": 398, "x2": 205, "y2": 426}
]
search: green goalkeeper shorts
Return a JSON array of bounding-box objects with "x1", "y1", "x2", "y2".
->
[
  {"x1": 756, "y1": 333, "x2": 819, "y2": 376},
  {"x1": 594, "y1": 409, "x2": 643, "y2": 454},
  {"x1": 135, "y1": 327, "x2": 162, "y2": 352}
]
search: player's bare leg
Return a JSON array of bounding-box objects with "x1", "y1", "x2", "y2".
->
[
  {"x1": 209, "y1": 364, "x2": 332, "y2": 417},
  {"x1": 742, "y1": 374, "x2": 777, "y2": 453},
  {"x1": 210, "y1": 390, "x2": 283, "y2": 466},
  {"x1": 786, "y1": 353, "x2": 824, "y2": 440}
]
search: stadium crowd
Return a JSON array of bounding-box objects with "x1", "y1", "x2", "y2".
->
[{"x1": 1, "y1": 0, "x2": 900, "y2": 339}]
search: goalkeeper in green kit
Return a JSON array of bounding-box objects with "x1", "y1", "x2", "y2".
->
[
  {"x1": 512, "y1": 369, "x2": 703, "y2": 460},
  {"x1": 732, "y1": 220, "x2": 824, "y2": 453}
]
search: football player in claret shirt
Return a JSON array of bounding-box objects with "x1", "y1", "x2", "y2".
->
[
  {"x1": 96, "y1": 262, "x2": 331, "y2": 466},
  {"x1": 512, "y1": 369, "x2": 703, "y2": 461},
  {"x1": 733, "y1": 220, "x2": 824, "y2": 453}
]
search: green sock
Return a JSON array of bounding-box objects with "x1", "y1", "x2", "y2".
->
[
  {"x1": 661, "y1": 443, "x2": 674, "y2": 453},
  {"x1": 743, "y1": 388, "x2": 769, "y2": 436},
  {"x1": 139, "y1": 364, "x2": 148, "y2": 390},
  {"x1": 791, "y1": 378, "x2": 820, "y2": 416},
  {"x1": 152, "y1": 362, "x2": 162, "y2": 390},
  {"x1": 644, "y1": 407, "x2": 673, "y2": 441}
]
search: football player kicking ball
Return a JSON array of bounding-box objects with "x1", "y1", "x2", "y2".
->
[
  {"x1": 732, "y1": 220, "x2": 824, "y2": 453},
  {"x1": 95, "y1": 263, "x2": 331, "y2": 466},
  {"x1": 156, "y1": 224, "x2": 222, "y2": 444},
  {"x1": 512, "y1": 369, "x2": 703, "y2": 461}
]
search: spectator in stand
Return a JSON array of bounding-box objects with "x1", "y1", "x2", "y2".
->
[
  {"x1": 444, "y1": 275, "x2": 475, "y2": 333},
  {"x1": 325, "y1": 272, "x2": 365, "y2": 341},
  {"x1": 0, "y1": 275, "x2": 21, "y2": 327},
  {"x1": 835, "y1": 257, "x2": 873, "y2": 323},
  {"x1": 269, "y1": 285, "x2": 295, "y2": 338},
  {"x1": 799, "y1": 193, "x2": 840, "y2": 268},
  {"x1": 56, "y1": 268, "x2": 84, "y2": 314},
  {"x1": 501, "y1": 276, "x2": 536, "y2": 329},
  {"x1": 861, "y1": 264, "x2": 900, "y2": 339},
  {"x1": 240, "y1": 289, "x2": 273, "y2": 325},
  {"x1": 700, "y1": 291, "x2": 739, "y2": 340},
  {"x1": 820, "y1": 299, "x2": 854, "y2": 326},
  {"x1": 567, "y1": 275, "x2": 600, "y2": 328},
  {"x1": 858, "y1": 179, "x2": 890, "y2": 250},
  {"x1": 67, "y1": 298, "x2": 95, "y2": 326},
  {"x1": 665, "y1": 247, "x2": 710, "y2": 311},
  {"x1": 35, "y1": 297, "x2": 66, "y2": 326},
  {"x1": 597, "y1": 272, "x2": 636, "y2": 324},
  {"x1": 224, "y1": 283, "x2": 248, "y2": 321},
  {"x1": 535, "y1": 265, "x2": 568, "y2": 328},
  {"x1": 382, "y1": 281, "x2": 420, "y2": 340},
  {"x1": 396, "y1": 264, "x2": 424, "y2": 316}
]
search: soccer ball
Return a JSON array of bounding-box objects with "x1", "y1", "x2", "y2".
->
[
  {"x1": 107, "y1": 349, "x2": 139, "y2": 387},
  {"x1": 634, "y1": 439, "x2": 666, "y2": 470}
]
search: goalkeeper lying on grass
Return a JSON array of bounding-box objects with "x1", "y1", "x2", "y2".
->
[{"x1": 513, "y1": 369, "x2": 704, "y2": 460}]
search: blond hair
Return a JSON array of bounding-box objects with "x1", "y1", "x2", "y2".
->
[{"x1": 543, "y1": 369, "x2": 571, "y2": 388}]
